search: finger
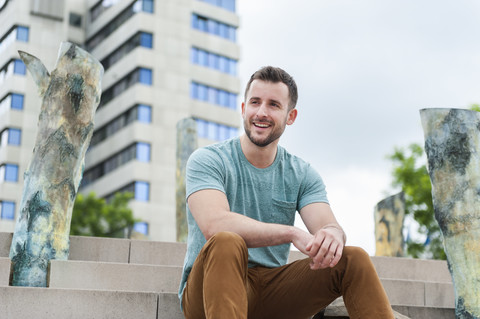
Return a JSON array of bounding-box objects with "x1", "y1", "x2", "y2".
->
[{"x1": 329, "y1": 244, "x2": 343, "y2": 268}]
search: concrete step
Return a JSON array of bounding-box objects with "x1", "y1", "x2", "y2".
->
[
  {"x1": 129, "y1": 239, "x2": 186, "y2": 266},
  {"x1": 46, "y1": 258, "x2": 454, "y2": 309},
  {"x1": 0, "y1": 257, "x2": 10, "y2": 285},
  {"x1": 0, "y1": 286, "x2": 160, "y2": 319},
  {"x1": 49, "y1": 260, "x2": 182, "y2": 293}
]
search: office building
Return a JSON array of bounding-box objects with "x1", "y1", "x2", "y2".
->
[{"x1": 0, "y1": 0, "x2": 241, "y2": 242}]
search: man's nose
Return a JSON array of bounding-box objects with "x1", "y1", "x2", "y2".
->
[{"x1": 256, "y1": 102, "x2": 268, "y2": 117}]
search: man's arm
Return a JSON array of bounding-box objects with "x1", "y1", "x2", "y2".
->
[
  {"x1": 299, "y1": 202, "x2": 346, "y2": 270},
  {"x1": 188, "y1": 189, "x2": 312, "y2": 249}
]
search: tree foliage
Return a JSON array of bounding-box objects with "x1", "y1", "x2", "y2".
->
[
  {"x1": 388, "y1": 143, "x2": 446, "y2": 260},
  {"x1": 70, "y1": 192, "x2": 138, "y2": 238}
]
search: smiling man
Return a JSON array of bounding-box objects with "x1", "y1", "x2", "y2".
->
[{"x1": 178, "y1": 66, "x2": 394, "y2": 319}]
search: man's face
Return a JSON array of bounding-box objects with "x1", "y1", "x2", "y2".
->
[{"x1": 242, "y1": 80, "x2": 297, "y2": 147}]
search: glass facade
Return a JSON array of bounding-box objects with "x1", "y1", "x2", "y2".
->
[
  {"x1": 196, "y1": 119, "x2": 238, "y2": 141},
  {"x1": 0, "y1": 163, "x2": 19, "y2": 182},
  {"x1": 191, "y1": 14, "x2": 236, "y2": 42},
  {"x1": 191, "y1": 81, "x2": 237, "y2": 109},
  {"x1": 99, "y1": 68, "x2": 153, "y2": 108},
  {"x1": 191, "y1": 47, "x2": 237, "y2": 75},
  {"x1": 0, "y1": 25, "x2": 29, "y2": 55},
  {"x1": 0, "y1": 93, "x2": 23, "y2": 115},
  {"x1": 0, "y1": 201, "x2": 15, "y2": 220},
  {"x1": 81, "y1": 143, "x2": 151, "y2": 188},
  {"x1": 87, "y1": 0, "x2": 154, "y2": 51},
  {"x1": 197, "y1": 0, "x2": 235, "y2": 12},
  {"x1": 101, "y1": 31, "x2": 153, "y2": 71},
  {"x1": 0, "y1": 59, "x2": 26, "y2": 86},
  {"x1": 0, "y1": 128, "x2": 21, "y2": 146},
  {"x1": 90, "y1": 104, "x2": 152, "y2": 147},
  {"x1": 133, "y1": 221, "x2": 148, "y2": 235},
  {"x1": 104, "y1": 181, "x2": 150, "y2": 203}
]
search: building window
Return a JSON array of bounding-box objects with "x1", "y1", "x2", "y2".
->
[
  {"x1": 0, "y1": 25, "x2": 29, "y2": 55},
  {"x1": 196, "y1": 119, "x2": 238, "y2": 141},
  {"x1": 101, "y1": 31, "x2": 153, "y2": 71},
  {"x1": 191, "y1": 14, "x2": 236, "y2": 42},
  {"x1": 104, "y1": 181, "x2": 150, "y2": 203},
  {"x1": 0, "y1": 93, "x2": 24, "y2": 114},
  {"x1": 0, "y1": 128, "x2": 21, "y2": 146},
  {"x1": 99, "y1": 68, "x2": 153, "y2": 108},
  {"x1": 81, "y1": 143, "x2": 151, "y2": 188},
  {"x1": 197, "y1": 0, "x2": 235, "y2": 12},
  {"x1": 0, "y1": 163, "x2": 19, "y2": 182},
  {"x1": 14, "y1": 59, "x2": 26, "y2": 75},
  {"x1": 90, "y1": 104, "x2": 151, "y2": 147},
  {"x1": 135, "y1": 181, "x2": 149, "y2": 201},
  {"x1": 133, "y1": 221, "x2": 148, "y2": 235},
  {"x1": 90, "y1": 0, "x2": 120, "y2": 22},
  {"x1": 0, "y1": 201, "x2": 15, "y2": 220},
  {"x1": 191, "y1": 82, "x2": 237, "y2": 109},
  {"x1": 191, "y1": 47, "x2": 237, "y2": 76},
  {"x1": 138, "y1": 68, "x2": 152, "y2": 85},
  {"x1": 87, "y1": 0, "x2": 154, "y2": 51},
  {"x1": 69, "y1": 13, "x2": 82, "y2": 27}
]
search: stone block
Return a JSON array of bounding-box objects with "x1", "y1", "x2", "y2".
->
[
  {"x1": 392, "y1": 305, "x2": 455, "y2": 319},
  {"x1": 381, "y1": 279, "x2": 425, "y2": 306},
  {"x1": 372, "y1": 256, "x2": 451, "y2": 283},
  {"x1": 0, "y1": 257, "x2": 11, "y2": 286},
  {"x1": 0, "y1": 286, "x2": 157, "y2": 319},
  {"x1": 49, "y1": 260, "x2": 182, "y2": 293},
  {"x1": 158, "y1": 292, "x2": 185, "y2": 319},
  {"x1": 425, "y1": 282, "x2": 455, "y2": 308},
  {"x1": 0, "y1": 232, "x2": 12, "y2": 258},
  {"x1": 69, "y1": 235, "x2": 130, "y2": 263},
  {"x1": 130, "y1": 240, "x2": 186, "y2": 266}
]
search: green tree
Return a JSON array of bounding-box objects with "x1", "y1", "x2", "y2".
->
[
  {"x1": 70, "y1": 192, "x2": 138, "y2": 238},
  {"x1": 388, "y1": 143, "x2": 446, "y2": 260}
]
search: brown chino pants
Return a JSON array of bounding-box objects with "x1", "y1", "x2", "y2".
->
[{"x1": 182, "y1": 231, "x2": 394, "y2": 319}]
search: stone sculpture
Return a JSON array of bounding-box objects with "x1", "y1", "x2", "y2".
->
[
  {"x1": 374, "y1": 192, "x2": 405, "y2": 257},
  {"x1": 420, "y1": 108, "x2": 480, "y2": 318},
  {"x1": 175, "y1": 118, "x2": 197, "y2": 242},
  {"x1": 9, "y1": 42, "x2": 103, "y2": 287}
]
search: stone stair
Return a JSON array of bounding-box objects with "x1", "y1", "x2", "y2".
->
[{"x1": 0, "y1": 232, "x2": 455, "y2": 318}]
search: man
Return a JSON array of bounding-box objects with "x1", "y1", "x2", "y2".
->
[{"x1": 179, "y1": 66, "x2": 394, "y2": 319}]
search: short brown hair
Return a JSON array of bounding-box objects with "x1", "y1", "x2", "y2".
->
[{"x1": 244, "y1": 66, "x2": 298, "y2": 109}]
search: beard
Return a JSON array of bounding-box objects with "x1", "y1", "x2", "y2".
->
[{"x1": 243, "y1": 118, "x2": 286, "y2": 147}]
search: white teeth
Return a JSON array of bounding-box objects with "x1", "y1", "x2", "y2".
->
[{"x1": 254, "y1": 123, "x2": 269, "y2": 128}]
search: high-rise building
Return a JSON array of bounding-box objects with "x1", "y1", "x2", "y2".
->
[{"x1": 0, "y1": 0, "x2": 241, "y2": 242}]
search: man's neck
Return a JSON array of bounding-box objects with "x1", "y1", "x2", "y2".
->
[{"x1": 239, "y1": 135, "x2": 278, "y2": 169}]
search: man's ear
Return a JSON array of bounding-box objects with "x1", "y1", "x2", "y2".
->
[
  {"x1": 241, "y1": 102, "x2": 245, "y2": 116},
  {"x1": 286, "y1": 108, "x2": 297, "y2": 125}
]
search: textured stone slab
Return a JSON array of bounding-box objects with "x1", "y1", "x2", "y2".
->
[
  {"x1": 0, "y1": 257, "x2": 11, "y2": 286},
  {"x1": 372, "y1": 256, "x2": 451, "y2": 283},
  {"x1": 0, "y1": 232, "x2": 12, "y2": 258},
  {"x1": 158, "y1": 292, "x2": 185, "y2": 319},
  {"x1": 49, "y1": 260, "x2": 182, "y2": 293},
  {"x1": 130, "y1": 240, "x2": 186, "y2": 266},
  {"x1": 392, "y1": 305, "x2": 455, "y2": 319},
  {"x1": 0, "y1": 286, "x2": 157, "y2": 318},
  {"x1": 382, "y1": 279, "x2": 425, "y2": 306},
  {"x1": 69, "y1": 235, "x2": 130, "y2": 263},
  {"x1": 425, "y1": 282, "x2": 455, "y2": 308}
]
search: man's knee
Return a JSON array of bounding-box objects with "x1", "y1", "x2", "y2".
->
[
  {"x1": 206, "y1": 231, "x2": 248, "y2": 259},
  {"x1": 341, "y1": 246, "x2": 375, "y2": 270}
]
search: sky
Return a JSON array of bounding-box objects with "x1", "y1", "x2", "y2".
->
[{"x1": 236, "y1": 0, "x2": 480, "y2": 254}]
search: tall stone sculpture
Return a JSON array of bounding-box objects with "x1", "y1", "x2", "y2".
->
[
  {"x1": 374, "y1": 192, "x2": 405, "y2": 257},
  {"x1": 9, "y1": 42, "x2": 103, "y2": 287},
  {"x1": 176, "y1": 118, "x2": 197, "y2": 242},
  {"x1": 420, "y1": 108, "x2": 480, "y2": 318}
]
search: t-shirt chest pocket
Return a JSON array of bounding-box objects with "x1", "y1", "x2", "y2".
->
[{"x1": 271, "y1": 198, "x2": 297, "y2": 225}]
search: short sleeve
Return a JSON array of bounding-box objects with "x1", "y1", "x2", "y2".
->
[
  {"x1": 186, "y1": 147, "x2": 226, "y2": 199},
  {"x1": 297, "y1": 165, "x2": 329, "y2": 211}
]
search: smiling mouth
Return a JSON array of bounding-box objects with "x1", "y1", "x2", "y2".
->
[{"x1": 253, "y1": 122, "x2": 271, "y2": 128}]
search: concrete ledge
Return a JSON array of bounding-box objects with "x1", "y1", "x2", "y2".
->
[
  {"x1": 372, "y1": 256, "x2": 451, "y2": 283},
  {"x1": 158, "y1": 292, "x2": 184, "y2": 319},
  {"x1": 49, "y1": 260, "x2": 182, "y2": 293},
  {"x1": 425, "y1": 282, "x2": 455, "y2": 308},
  {"x1": 0, "y1": 257, "x2": 11, "y2": 286},
  {"x1": 392, "y1": 305, "x2": 455, "y2": 319},
  {"x1": 382, "y1": 279, "x2": 454, "y2": 308},
  {"x1": 130, "y1": 240, "x2": 186, "y2": 266},
  {"x1": 0, "y1": 286, "x2": 158, "y2": 319},
  {"x1": 0, "y1": 232, "x2": 12, "y2": 258},
  {"x1": 69, "y1": 235, "x2": 131, "y2": 263}
]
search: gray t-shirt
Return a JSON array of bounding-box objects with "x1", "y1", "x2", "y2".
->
[{"x1": 178, "y1": 137, "x2": 329, "y2": 305}]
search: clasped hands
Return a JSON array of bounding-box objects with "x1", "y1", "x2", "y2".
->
[{"x1": 292, "y1": 226, "x2": 345, "y2": 270}]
